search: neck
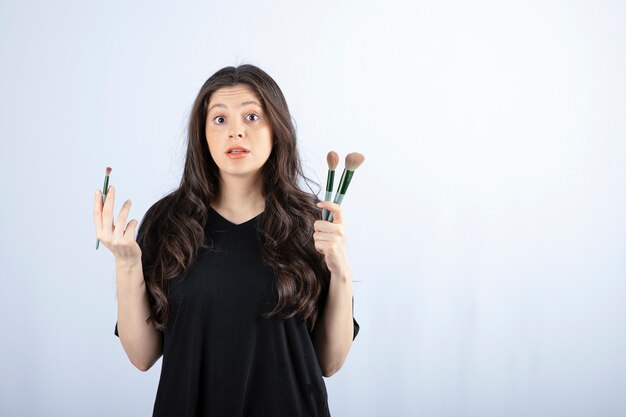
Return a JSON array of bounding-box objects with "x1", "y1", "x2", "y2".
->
[{"x1": 213, "y1": 172, "x2": 265, "y2": 215}]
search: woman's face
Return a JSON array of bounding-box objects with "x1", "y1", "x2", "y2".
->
[{"x1": 205, "y1": 84, "x2": 273, "y2": 181}]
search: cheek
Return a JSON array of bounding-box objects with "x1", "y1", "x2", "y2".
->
[
  {"x1": 205, "y1": 124, "x2": 220, "y2": 143},
  {"x1": 205, "y1": 132, "x2": 221, "y2": 159},
  {"x1": 261, "y1": 126, "x2": 273, "y2": 153},
  {"x1": 205, "y1": 134, "x2": 213, "y2": 151}
]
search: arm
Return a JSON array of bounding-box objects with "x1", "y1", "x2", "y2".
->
[
  {"x1": 115, "y1": 259, "x2": 163, "y2": 372},
  {"x1": 312, "y1": 270, "x2": 355, "y2": 377},
  {"x1": 94, "y1": 185, "x2": 163, "y2": 372},
  {"x1": 311, "y1": 199, "x2": 359, "y2": 378}
]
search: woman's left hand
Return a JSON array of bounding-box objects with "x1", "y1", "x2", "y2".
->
[{"x1": 314, "y1": 201, "x2": 351, "y2": 276}]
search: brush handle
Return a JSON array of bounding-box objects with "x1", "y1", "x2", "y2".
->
[
  {"x1": 322, "y1": 190, "x2": 333, "y2": 220},
  {"x1": 325, "y1": 169, "x2": 335, "y2": 192},
  {"x1": 96, "y1": 176, "x2": 110, "y2": 250},
  {"x1": 327, "y1": 192, "x2": 346, "y2": 222},
  {"x1": 325, "y1": 168, "x2": 347, "y2": 221},
  {"x1": 326, "y1": 168, "x2": 355, "y2": 222},
  {"x1": 337, "y1": 169, "x2": 354, "y2": 194},
  {"x1": 322, "y1": 169, "x2": 336, "y2": 220}
]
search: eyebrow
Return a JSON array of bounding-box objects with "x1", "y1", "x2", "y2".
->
[{"x1": 208, "y1": 100, "x2": 262, "y2": 113}]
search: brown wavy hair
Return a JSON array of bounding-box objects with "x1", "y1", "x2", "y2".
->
[{"x1": 135, "y1": 64, "x2": 329, "y2": 334}]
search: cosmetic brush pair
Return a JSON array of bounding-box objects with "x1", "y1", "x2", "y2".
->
[{"x1": 322, "y1": 152, "x2": 365, "y2": 222}]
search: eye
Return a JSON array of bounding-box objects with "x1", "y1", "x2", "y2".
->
[
  {"x1": 213, "y1": 116, "x2": 226, "y2": 124},
  {"x1": 246, "y1": 113, "x2": 259, "y2": 122}
]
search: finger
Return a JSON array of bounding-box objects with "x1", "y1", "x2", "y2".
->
[
  {"x1": 93, "y1": 190, "x2": 103, "y2": 235},
  {"x1": 101, "y1": 185, "x2": 115, "y2": 239},
  {"x1": 313, "y1": 231, "x2": 333, "y2": 242},
  {"x1": 125, "y1": 219, "x2": 139, "y2": 240},
  {"x1": 316, "y1": 200, "x2": 344, "y2": 224},
  {"x1": 314, "y1": 220, "x2": 341, "y2": 233},
  {"x1": 314, "y1": 240, "x2": 328, "y2": 255},
  {"x1": 314, "y1": 240, "x2": 337, "y2": 256},
  {"x1": 114, "y1": 199, "x2": 132, "y2": 240}
]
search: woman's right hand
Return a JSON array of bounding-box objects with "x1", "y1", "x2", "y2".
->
[{"x1": 94, "y1": 185, "x2": 142, "y2": 265}]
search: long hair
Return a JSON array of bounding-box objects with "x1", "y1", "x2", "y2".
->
[{"x1": 136, "y1": 64, "x2": 328, "y2": 334}]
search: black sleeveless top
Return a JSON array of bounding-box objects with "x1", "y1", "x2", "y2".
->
[{"x1": 115, "y1": 206, "x2": 359, "y2": 416}]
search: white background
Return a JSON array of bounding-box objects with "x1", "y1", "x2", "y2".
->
[{"x1": 1, "y1": 0, "x2": 625, "y2": 416}]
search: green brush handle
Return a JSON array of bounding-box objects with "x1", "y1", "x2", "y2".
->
[
  {"x1": 326, "y1": 168, "x2": 355, "y2": 222},
  {"x1": 325, "y1": 169, "x2": 335, "y2": 192},
  {"x1": 337, "y1": 169, "x2": 354, "y2": 194},
  {"x1": 322, "y1": 169, "x2": 336, "y2": 220},
  {"x1": 322, "y1": 190, "x2": 333, "y2": 220}
]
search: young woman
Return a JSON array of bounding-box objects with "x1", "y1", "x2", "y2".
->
[{"x1": 93, "y1": 64, "x2": 359, "y2": 416}]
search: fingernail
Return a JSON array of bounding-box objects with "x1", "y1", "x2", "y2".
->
[{"x1": 316, "y1": 202, "x2": 322, "y2": 207}]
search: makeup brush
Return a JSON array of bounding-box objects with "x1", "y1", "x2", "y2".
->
[
  {"x1": 327, "y1": 152, "x2": 365, "y2": 222},
  {"x1": 322, "y1": 151, "x2": 339, "y2": 220},
  {"x1": 96, "y1": 166, "x2": 112, "y2": 250}
]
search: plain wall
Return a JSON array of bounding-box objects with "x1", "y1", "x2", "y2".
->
[{"x1": 1, "y1": 0, "x2": 625, "y2": 416}]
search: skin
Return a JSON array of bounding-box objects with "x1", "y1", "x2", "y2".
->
[{"x1": 93, "y1": 83, "x2": 355, "y2": 376}]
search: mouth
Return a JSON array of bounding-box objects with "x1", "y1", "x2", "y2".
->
[{"x1": 226, "y1": 146, "x2": 250, "y2": 154}]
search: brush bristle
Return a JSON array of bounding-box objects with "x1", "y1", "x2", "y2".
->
[
  {"x1": 327, "y1": 151, "x2": 339, "y2": 170},
  {"x1": 105, "y1": 167, "x2": 112, "y2": 176},
  {"x1": 345, "y1": 152, "x2": 365, "y2": 171}
]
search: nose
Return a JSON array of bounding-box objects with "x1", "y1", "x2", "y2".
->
[{"x1": 229, "y1": 119, "x2": 245, "y2": 139}]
